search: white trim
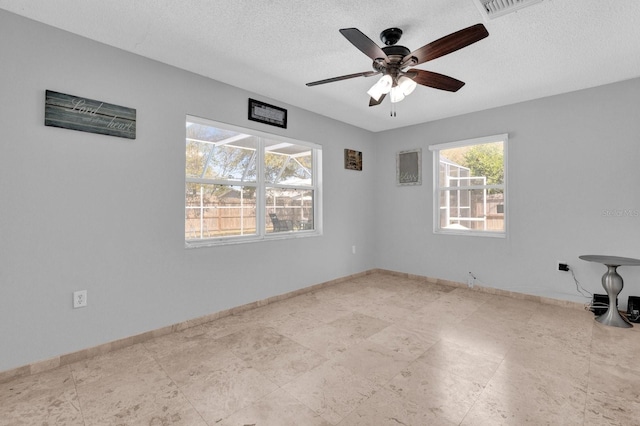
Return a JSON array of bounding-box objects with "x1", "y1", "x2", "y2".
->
[
  {"x1": 428, "y1": 133, "x2": 508, "y2": 151},
  {"x1": 433, "y1": 228, "x2": 507, "y2": 238},
  {"x1": 439, "y1": 184, "x2": 504, "y2": 191}
]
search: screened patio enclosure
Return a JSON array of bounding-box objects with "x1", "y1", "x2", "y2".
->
[
  {"x1": 185, "y1": 120, "x2": 315, "y2": 240},
  {"x1": 439, "y1": 156, "x2": 504, "y2": 231}
]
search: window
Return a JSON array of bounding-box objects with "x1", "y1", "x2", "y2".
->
[
  {"x1": 185, "y1": 116, "x2": 321, "y2": 247},
  {"x1": 430, "y1": 134, "x2": 507, "y2": 237}
]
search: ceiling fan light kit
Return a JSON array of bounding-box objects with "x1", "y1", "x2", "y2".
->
[
  {"x1": 306, "y1": 23, "x2": 489, "y2": 112},
  {"x1": 397, "y1": 76, "x2": 417, "y2": 96},
  {"x1": 367, "y1": 75, "x2": 392, "y2": 101},
  {"x1": 389, "y1": 87, "x2": 405, "y2": 103}
]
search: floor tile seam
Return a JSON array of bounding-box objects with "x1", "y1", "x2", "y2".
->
[
  {"x1": 491, "y1": 352, "x2": 591, "y2": 392},
  {"x1": 167, "y1": 372, "x2": 245, "y2": 426},
  {"x1": 580, "y1": 328, "x2": 640, "y2": 407},
  {"x1": 523, "y1": 319, "x2": 596, "y2": 337},
  {"x1": 66, "y1": 364, "x2": 88, "y2": 426},
  {"x1": 283, "y1": 327, "x2": 330, "y2": 354},
  {"x1": 423, "y1": 354, "x2": 501, "y2": 390},
  {"x1": 450, "y1": 318, "x2": 523, "y2": 340},
  {"x1": 313, "y1": 310, "x2": 357, "y2": 325},
  {"x1": 235, "y1": 338, "x2": 332, "y2": 384},
  {"x1": 215, "y1": 385, "x2": 285, "y2": 426},
  {"x1": 582, "y1": 341, "x2": 597, "y2": 426},
  {"x1": 424, "y1": 337, "x2": 511, "y2": 369},
  {"x1": 150, "y1": 342, "x2": 243, "y2": 426},
  {"x1": 278, "y1": 337, "x2": 333, "y2": 370},
  {"x1": 278, "y1": 380, "x2": 348, "y2": 425},
  {"x1": 83, "y1": 392, "x2": 207, "y2": 426},
  {"x1": 11, "y1": 366, "x2": 86, "y2": 424},
  {"x1": 448, "y1": 304, "x2": 485, "y2": 323},
  {"x1": 0, "y1": 366, "x2": 62, "y2": 398},
  {"x1": 346, "y1": 308, "x2": 410, "y2": 326},
  {"x1": 507, "y1": 330, "x2": 592, "y2": 354},
  {"x1": 331, "y1": 350, "x2": 414, "y2": 389},
  {"x1": 329, "y1": 386, "x2": 382, "y2": 426},
  {"x1": 584, "y1": 319, "x2": 617, "y2": 398},
  {"x1": 379, "y1": 354, "x2": 492, "y2": 425},
  {"x1": 456, "y1": 351, "x2": 509, "y2": 426},
  {"x1": 69, "y1": 345, "x2": 171, "y2": 389},
  {"x1": 364, "y1": 332, "x2": 438, "y2": 362},
  {"x1": 333, "y1": 369, "x2": 389, "y2": 425}
]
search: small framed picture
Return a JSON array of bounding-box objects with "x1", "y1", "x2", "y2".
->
[
  {"x1": 248, "y1": 98, "x2": 287, "y2": 128},
  {"x1": 397, "y1": 148, "x2": 421, "y2": 185},
  {"x1": 344, "y1": 149, "x2": 363, "y2": 171}
]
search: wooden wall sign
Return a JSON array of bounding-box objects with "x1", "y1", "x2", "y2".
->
[
  {"x1": 45, "y1": 90, "x2": 136, "y2": 139},
  {"x1": 344, "y1": 149, "x2": 363, "y2": 171}
]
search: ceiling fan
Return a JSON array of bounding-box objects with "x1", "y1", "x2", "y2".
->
[{"x1": 306, "y1": 23, "x2": 489, "y2": 108}]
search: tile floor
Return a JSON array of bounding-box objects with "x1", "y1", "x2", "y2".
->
[{"x1": 2, "y1": 273, "x2": 639, "y2": 425}]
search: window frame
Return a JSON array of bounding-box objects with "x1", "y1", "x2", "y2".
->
[
  {"x1": 429, "y1": 133, "x2": 508, "y2": 238},
  {"x1": 185, "y1": 115, "x2": 322, "y2": 248}
]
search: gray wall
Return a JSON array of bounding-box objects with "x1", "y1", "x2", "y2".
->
[
  {"x1": 373, "y1": 78, "x2": 640, "y2": 306},
  {"x1": 0, "y1": 11, "x2": 376, "y2": 372}
]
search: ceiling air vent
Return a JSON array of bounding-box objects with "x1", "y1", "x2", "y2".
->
[{"x1": 473, "y1": 0, "x2": 544, "y2": 20}]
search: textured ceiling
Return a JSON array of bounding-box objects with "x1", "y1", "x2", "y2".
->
[{"x1": 2, "y1": 0, "x2": 639, "y2": 132}]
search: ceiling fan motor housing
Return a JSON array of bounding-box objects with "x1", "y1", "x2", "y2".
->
[
  {"x1": 374, "y1": 45, "x2": 412, "y2": 78},
  {"x1": 381, "y1": 45, "x2": 410, "y2": 57}
]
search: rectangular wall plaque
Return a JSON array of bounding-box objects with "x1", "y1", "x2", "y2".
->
[
  {"x1": 45, "y1": 90, "x2": 136, "y2": 139},
  {"x1": 248, "y1": 98, "x2": 287, "y2": 128},
  {"x1": 397, "y1": 148, "x2": 422, "y2": 186},
  {"x1": 344, "y1": 149, "x2": 363, "y2": 170}
]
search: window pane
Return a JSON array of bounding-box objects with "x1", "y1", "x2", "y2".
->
[
  {"x1": 265, "y1": 188, "x2": 314, "y2": 232},
  {"x1": 487, "y1": 189, "x2": 505, "y2": 231},
  {"x1": 264, "y1": 140, "x2": 313, "y2": 185},
  {"x1": 438, "y1": 188, "x2": 504, "y2": 232},
  {"x1": 185, "y1": 183, "x2": 256, "y2": 239},
  {"x1": 186, "y1": 140, "x2": 212, "y2": 178},
  {"x1": 187, "y1": 121, "x2": 242, "y2": 144},
  {"x1": 440, "y1": 142, "x2": 504, "y2": 185},
  {"x1": 185, "y1": 116, "x2": 321, "y2": 246},
  {"x1": 186, "y1": 120, "x2": 258, "y2": 181},
  {"x1": 206, "y1": 140, "x2": 258, "y2": 181},
  {"x1": 434, "y1": 136, "x2": 506, "y2": 236}
]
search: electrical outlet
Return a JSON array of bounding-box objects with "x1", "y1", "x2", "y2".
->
[
  {"x1": 558, "y1": 262, "x2": 569, "y2": 272},
  {"x1": 73, "y1": 290, "x2": 87, "y2": 308},
  {"x1": 352, "y1": 245, "x2": 356, "y2": 254}
]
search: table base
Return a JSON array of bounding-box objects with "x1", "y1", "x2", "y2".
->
[{"x1": 596, "y1": 265, "x2": 633, "y2": 328}]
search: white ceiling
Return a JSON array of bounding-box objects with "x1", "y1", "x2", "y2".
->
[{"x1": 2, "y1": 0, "x2": 639, "y2": 132}]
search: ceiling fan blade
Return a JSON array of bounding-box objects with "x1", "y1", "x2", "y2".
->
[
  {"x1": 339, "y1": 28, "x2": 388, "y2": 61},
  {"x1": 306, "y1": 71, "x2": 379, "y2": 87},
  {"x1": 369, "y1": 93, "x2": 386, "y2": 107},
  {"x1": 410, "y1": 69, "x2": 465, "y2": 92},
  {"x1": 403, "y1": 23, "x2": 488, "y2": 66}
]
